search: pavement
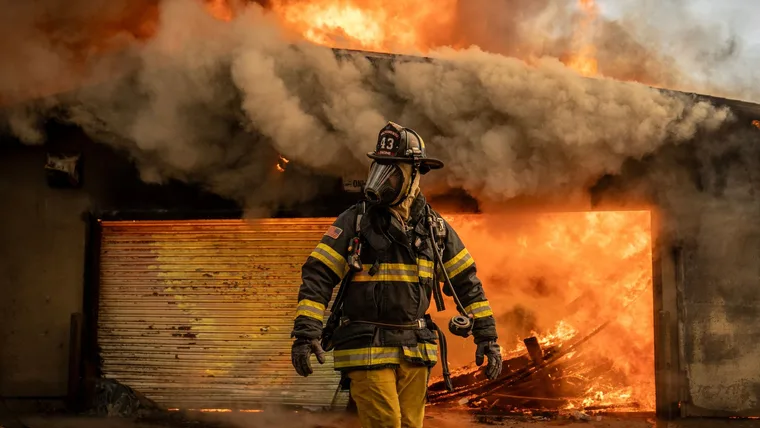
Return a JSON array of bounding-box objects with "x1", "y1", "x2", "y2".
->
[{"x1": 9, "y1": 409, "x2": 760, "y2": 428}]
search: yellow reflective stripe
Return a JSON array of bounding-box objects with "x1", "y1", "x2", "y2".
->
[
  {"x1": 333, "y1": 345, "x2": 437, "y2": 369},
  {"x1": 299, "y1": 299, "x2": 326, "y2": 311},
  {"x1": 353, "y1": 273, "x2": 418, "y2": 282},
  {"x1": 417, "y1": 259, "x2": 434, "y2": 279},
  {"x1": 333, "y1": 347, "x2": 402, "y2": 369},
  {"x1": 449, "y1": 257, "x2": 474, "y2": 278},
  {"x1": 335, "y1": 347, "x2": 398, "y2": 356},
  {"x1": 472, "y1": 308, "x2": 494, "y2": 319},
  {"x1": 464, "y1": 300, "x2": 494, "y2": 319},
  {"x1": 352, "y1": 263, "x2": 419, "y2": 283},
  {"x1": 444, "y1": 248, "x2": 474, "y2": 278},
  {"x1": 294, "y1": 299, "x2": 326, "y2": 321},
  {"x1": 443, "y1": 248, "x2": 468, "y2": 270},
  {"x1": 378, "y1": 263, "x2": 417, "y2": 271},
  {"x1": 310, "y1": 243, "x2": 348, "y2": 278},
  {"x1": 402, "y1": 343, "x2": 438, "y2": 362},
  {"x1": 417, "y1": 259, "x2": 434, "y2": 269}
]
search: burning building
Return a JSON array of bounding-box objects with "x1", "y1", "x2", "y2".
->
[{"x1": 1, "y1": 0, "x2": 760, "y2": 423}]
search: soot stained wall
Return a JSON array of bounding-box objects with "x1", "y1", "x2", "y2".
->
[
  {"x1": 0, "y1": 122, "x2": 242, "y2": 397},
  {"x1": 678, "y1": 144, "x2": 760, "y2": 416}
]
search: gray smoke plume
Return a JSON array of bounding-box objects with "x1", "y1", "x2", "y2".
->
[
  {"x1": 0, "y1": 0, "x2": 735, "y2": 214},
  {"x1": 609, "y1": 0, "x2": 760, "y2": 102},
  {"x1": 450, "y1": 0, "x2": 759, "y2": 102}
]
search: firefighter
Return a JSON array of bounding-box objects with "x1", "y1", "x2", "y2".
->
[{"x1": 291, "y1": 121, "x2": 503, "y2": 428}]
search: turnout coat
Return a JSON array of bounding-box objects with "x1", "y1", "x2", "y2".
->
[{"x1": 291, "y1": 194, "x2": 498, "y2": 372}]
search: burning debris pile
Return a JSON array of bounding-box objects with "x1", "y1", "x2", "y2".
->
[
  {"x1": 424, "y1": 210, "x2": 656, "y2": 416},
  {"x1": 427, "y1": 322, "x2": 643, "y2": 416}
]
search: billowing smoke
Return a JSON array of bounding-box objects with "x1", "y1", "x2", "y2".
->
[
  {"x1": 449, "y1": 0, "x2": 759, "y2": 101},
  {"x1": 606, "y1": 0, "x2": 759, "y2": 102},
  {"x1": 0, "y1": 0, "x2": 734, "y2": 214}
]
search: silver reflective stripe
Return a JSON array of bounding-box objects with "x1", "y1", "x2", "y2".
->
[
  {"x1": 337, "y1": 351, "x2": 399, "y2": 363},
  {"x1": 445, "y1": 252, "x2": 473, "y2": 276},
  {"x1": 403, "y1": 345, "x2": 438, "y2": 361},
  {"x1": 470, "y1": 305, "x2": 491, "y2": 315},
  {"x1": 418, "y1": 264, "x2": 433, "y2": 276},
  {"x1": 313, "y1": 245, "x2": 345, "y2": 269},
  {"x1": 298, "y1": 305, "x2": 323, "y2": 316},
  {"x1": 358, "y1": 268, "x2": 415, "y2": 276}
]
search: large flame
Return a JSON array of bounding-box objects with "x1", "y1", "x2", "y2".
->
[
  {"x1": 268, "y1": 0, "x2": 457, "y2": 53},
  {"x1": 0, "y1": 0, "x2": 625, "y2": 107},
  {"x1": 267, "y1": 0, "x2": 601, "y2": 76},
  {"x1": 434, "y1": 210, "x2": 655, "y2": 411}
]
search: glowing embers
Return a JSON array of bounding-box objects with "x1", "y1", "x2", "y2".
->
[
  {"x1": 276, "y1": 154, "x2": 290, "y2": 173},
  {"x1": 428, "y1": 210, "x2": 654, "y2": 413}
]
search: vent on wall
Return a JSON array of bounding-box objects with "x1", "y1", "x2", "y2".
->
[{"x1": 45, "y1": 152, "x2": 82, "y2": 188}]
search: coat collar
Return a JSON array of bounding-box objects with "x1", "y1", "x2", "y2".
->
[{"x1": 359, "y1": 193, "x2": 429, "y2": 253}]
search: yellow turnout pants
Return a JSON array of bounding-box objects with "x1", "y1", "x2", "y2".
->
[{"x1": 348, "y1": 361, "x2": 430, "y2": 428}]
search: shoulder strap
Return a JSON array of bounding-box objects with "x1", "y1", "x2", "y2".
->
[
  {"x1": 330, "y1": 202, "x2": 366, "y2": 309},
  {"x1": 356, "y1": 201, "x2": 366, "y2": 235},
  {"x1": 426, "y1": 204, "x2": 447, "y2": 249}
]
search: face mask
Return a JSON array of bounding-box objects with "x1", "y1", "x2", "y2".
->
[{"x1": 364, "y1": 162, "x2": 410, "y2": 206}]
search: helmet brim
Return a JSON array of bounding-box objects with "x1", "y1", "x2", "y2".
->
[{"x1": 367, "y1": 153, "x2": 444, "y2": 172}]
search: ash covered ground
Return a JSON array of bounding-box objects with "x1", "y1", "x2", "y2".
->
[{"x1": 12, "y1": 408, "x2": 760, "y2": 428}]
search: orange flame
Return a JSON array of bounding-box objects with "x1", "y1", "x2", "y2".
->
[
  {"x1": 276, "y1": 154, "x2": 290, "y2": 173},
  {"x1": 204, "y1": 0, "x2": 234, "y2": 21},
  {"x1": 268, "y1": 0, "x2": 457, "y2": 53},
  {"x1": 436, "y1": 210, "x2": 655, "y2": 411},
  {"x1": 565, "y1": 0, "x2": 599, "y2": 76}
]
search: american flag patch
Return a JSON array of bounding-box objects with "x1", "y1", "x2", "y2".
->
[{"x1": 324, "y1": 226, "x2": 343, "y2": 240}]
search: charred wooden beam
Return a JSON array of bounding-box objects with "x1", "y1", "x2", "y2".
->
[
  {"x1": 523, "y1": 337, "x2": 544, "y2": 365},
  {"x1": 427, "y1": 345, "x2": 561, "y2": 405}
]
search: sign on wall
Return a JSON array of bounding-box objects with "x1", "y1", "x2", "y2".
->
[{"x1": 342, "y1": 177, "x2": 366, "y2": 193}]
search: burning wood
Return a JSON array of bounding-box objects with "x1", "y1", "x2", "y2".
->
[{"x1": 428, "y1": 321, "x2": 643, "y2": 415}]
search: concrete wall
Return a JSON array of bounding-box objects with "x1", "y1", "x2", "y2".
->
[
  {"x1": 0, "y1": 141, "x2": 90, "y2": 397},
  {"x1": 0, "y1": 123, "x2": 240, "y2": 398},
  {"x1": 678, "y1": 157, "x2": 760, "y2": 416},
  {"x1": 681, "y1": 202, "x2": 760, "y2": 416}
]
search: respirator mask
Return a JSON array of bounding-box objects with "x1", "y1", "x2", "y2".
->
[{"x1": 364, "y1": 161, "x2": 412, "y2": 206}]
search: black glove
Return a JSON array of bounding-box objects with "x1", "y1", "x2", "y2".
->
[
  {"x1": 291, "y1": 338, "x2": 326, "y2": 377},
  {"x1": 475, "y1": 340, "x2": 503, "y2": 380}
]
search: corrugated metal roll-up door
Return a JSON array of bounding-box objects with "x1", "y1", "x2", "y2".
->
[{"x1": 97, "y1": 219, "x2": 349, "y2": 410}]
